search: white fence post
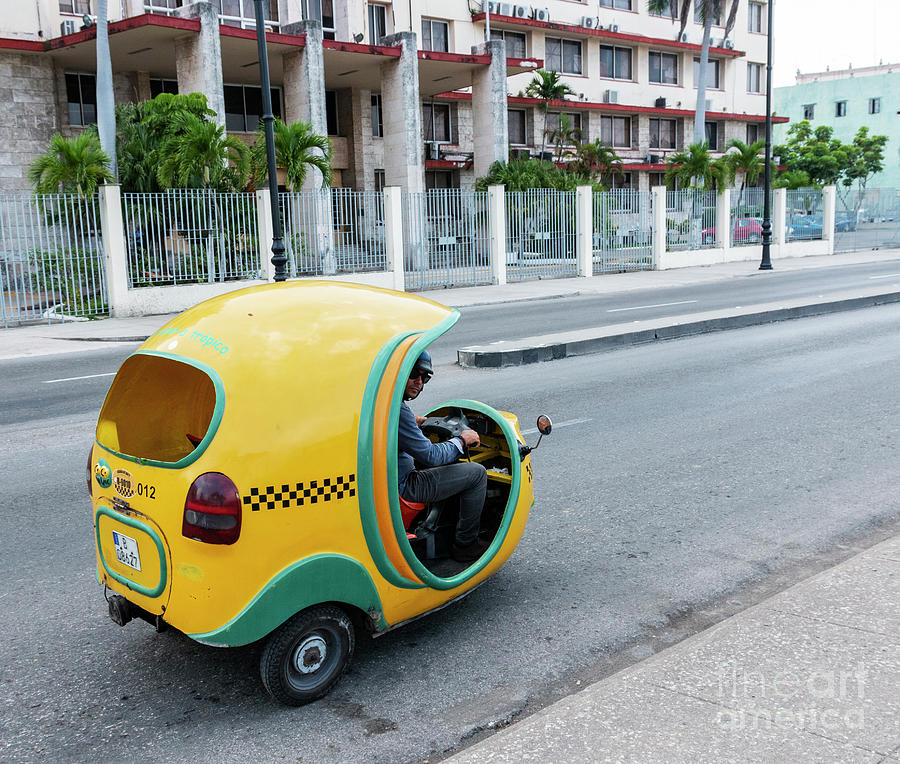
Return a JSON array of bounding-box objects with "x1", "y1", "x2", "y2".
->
[
  {"x1": 488, "y1": 185, "x2": 507, "y2": 286},
  {"x1": 651, "y1": 185, "x2": 666, "y2": 269},
  {"x1": 383, "y1": 186, "x2": 405, "y2": 292},
  {"x1": 773, "y1": 187, "x2": 786, "y2": 259},
  {"x1": 98, "y1": 184, "x2": 129, "y2": 316},
  {"x1": 716, "y1": 188, "x2": 730, "y2": 252},
  {"x1": 576, "y1": 186, "x2": 593, "y2": 277},
  {"x1": 823, "y1": 185, "x2": 836, "y2": 253},
  {"x1": 256, "y1": 188, "x2": 275, "y2": 281}
]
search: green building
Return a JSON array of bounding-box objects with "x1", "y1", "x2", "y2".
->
[{"x1": 773, "y1": 63, "x2": 899, "y2": 189}]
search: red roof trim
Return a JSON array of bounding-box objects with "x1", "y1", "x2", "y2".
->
[
  {"x1": 219, "y1": 25, "x2": 305, "y2": 47},
  {"x1": 472, "y1": 13, "x2": 745, "y2": 58},
  {"x1": 323, "y1": 39, "x2": 400, "y2": 56},
  {"x1": 0, "y1": 37, "x2": 44, "y2": 52},
  {"x1": 419, "y1": 50, "x2": 490, "y2": 64},
  {"x1": 46, "y1": 13, "x2": 200, "y2": 49},
  {"x1": 425, "y1": 159, "x2": 466, "y2": 169}
]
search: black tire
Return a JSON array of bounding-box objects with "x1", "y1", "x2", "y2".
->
[{"x1": 260, "y1": 605, "x2": 355, "y2": 706}]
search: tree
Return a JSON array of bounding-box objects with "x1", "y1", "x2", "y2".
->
[
  {"x1": 842, "y1": 126, "x2": 888, "y2": 213},
  {"x1": 250, "y1": 118, "x2": 333, "y2": 190},
  {"x1": 156, "y1": 112, "x2": 249, "y2": 191},
  {"x1": 475, "y1": 157, "x2": 596, "y2": 192},
  {"x1": 664, "y1": 141, "x2": 730, "y2": 191},
  {"x1": 524, "y1": 69, "x2": 575, "y2": 157},
  {"x1": 725, "y1": 137, "x2": 765, "y2": 211},
  {"x1": 570, "y1": 139, "x2": 623, "y2": 187},
  {"x1": 28, "y1": 129, "x2": 114, "y2": 197},
  {"x1": 647, "y1": 1, "x2": 741, "y2": 144},
  {"x1": 772, "y1": 169, "x2": 811, "y2": 190},
  {"x1": 545, "y1": 113, "x2": 582, "y2": 163},
  {"x1": 774, "y1": 120, "x2": 852, "y2": 187}
]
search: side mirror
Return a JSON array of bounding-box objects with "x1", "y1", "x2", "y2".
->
[{"x1": 536, "y1": 415, "x2": 552, "y2": 435}]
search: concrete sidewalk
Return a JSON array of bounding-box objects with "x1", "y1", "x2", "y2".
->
[
  {"x1": 1, "y1": 249, "x2": 898, "y2": 361},
  {"x1": 446, "y1": 533, "x2": 900, "y2": 763}
]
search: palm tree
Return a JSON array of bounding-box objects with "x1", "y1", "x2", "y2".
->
[
  {"x1": 725, "y1": 137, "x2": 765, "y2": 212},
  {"x1": 28, "y1": 130, "x2": 114, "y2": 198},
  {"x1": 156, "y1": 112, "x2": 249, "y2": 191},
  {"x1": 647, "y1": 1, "x2": 741, "y2": 144},
  {"x1": 250, "y1": 118, "x2": 333, "y2": 190},
  {"x1": 666, "y1": 141, "x2": 731, "y2": 246},
  {"x1": 545, "y1": 113, "x2": 582, "y2": 163},
  {"x1": 571, "y1": 139, "x2": 624, "y2": 187},
  {"x1": 524, "y1": 69, "x2": 575, "y2": 158}
]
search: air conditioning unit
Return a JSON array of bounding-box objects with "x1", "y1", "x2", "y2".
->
[
  {"x1": 60, "y1": 20, "x2": 76, "y2": 36},
  {"x1": 512, "y1": 148, "x2": 531, "y2": 160},
  {"x1": 531, "y1": 7, "x2": 550, "y2": 23},
  {"x1": 511, "y1": 4, "x2": 528, "y2": 19},
  {"x1": 608, "y1": 24, "x2": 619, "y2": 32},
  {"x1": 488, "y1": 2, "x2": 512, "y2": 15},
  {"x1": 581, "y1": 16, "x2": 599, "y2": 29},
  {"x1": 723, "y1": 39, "x2": 734, "y2": 49},
  {"x1": 603, "y1": 89, "x2": 619, "y2": 104},
  {"x1": 647, "y1": 154, "x2": 660, "y2": 164},
  {"x1": 424, "y1": 142, "x2": 440, "y2": 160},
  {"x1": 655, "y1": 96, "x2": 667, "y2": 108}
]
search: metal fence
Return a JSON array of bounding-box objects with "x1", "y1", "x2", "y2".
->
[
  {"x1": 402, "y1": 189, "x2": 492, "y2": 291},
  {"x1": 0, "y1": 193, "x2": 107, "y2": 327},
  {"x1": 834, "y1": 187, "x2": 900, "y2": 254},
  {"x1": 506, "y1": 189, "x2": 577, "y2": 281},
  {"x1": 122, "y1": 189, "x2": 260, "y2": 286},
  {"x1": 592, "y1": 189, "x2": 653, "y2": 273},
  {"x1": 784, "y1": 187, "x2": 824, "y2": 242},
  {"x1": 665, "y1": 189, "x2": 718, "y2": 251},
  {"x1": 281, "y1": 189, "x2": 387, "y2": 277},
  {"x1": 729, "y1": 186, "x2": 765, "y2": 247}
]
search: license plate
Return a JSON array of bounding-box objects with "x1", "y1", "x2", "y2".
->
[{"x1": 112, "y1": 531, "x2": 142, "y2": 572}]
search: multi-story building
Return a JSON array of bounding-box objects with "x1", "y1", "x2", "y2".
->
[
  {"x1": 1, "y1": 0, "x2": 781, "y2": 193},
  {"x1": 773, "y1": 63, "x2": 899, "y2": 189}
]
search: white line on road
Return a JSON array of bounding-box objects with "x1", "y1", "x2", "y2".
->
[
  {"x1": 868, "y1": 273, "x2": 900, "y2": 280},
  {"x1": 607, "y1": 300, "x2": 698, "y2": 313},
  {"x1": 521, "y1": 417, "x2": 592, "y2": 435},
  {"x1": 43, "y1": 372, "x2": 116, "y2": 384}
]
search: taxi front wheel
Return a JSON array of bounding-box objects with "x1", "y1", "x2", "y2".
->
[{"x1": 260, "y1": 605, "x2": 355, "y2": 705}]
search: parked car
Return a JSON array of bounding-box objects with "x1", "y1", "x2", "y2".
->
[
  {"x1": 701, "y1": 217, "x2": 763, "y2": 245},
  {"x1": 789, "y1": 214, "x2": 823, "y2": 239},
  {"x1": 834, "y1": 213, "x2": 857, "y2": 232}
]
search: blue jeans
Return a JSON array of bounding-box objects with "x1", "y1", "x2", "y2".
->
[{"x1": 402, "y1": 462, "x2": 487, "y2": 545}]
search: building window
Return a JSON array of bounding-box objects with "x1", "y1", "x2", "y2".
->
[
  {"x1": 371, "y1": 94, "x2": 383, "y2": 137},
  {"x1": 835, "y1": 100, "x2": 847, "y2": 117},
  {"x1": 694, "y1": 5, "x2": 721, "y2": 24},
  {"x1": 705, "y1": 121, "x2": 719, "y2": 150},
  {"x1": 747, "y1": 62, "x2": 762, "y2": 93},
  {"x1": 60, "y1": 0, "x2": 92, "y2": 12},
  {"x1": 649, "y1": 1, "x2": 678, "y2": 18},
  {"x1": 149, "y1": 78, "x2": 178, "y2": 97},
  {"x1": 224, "y1": 85, "x2": 283, "y2": 132},
  {"x1": 649, "y1": 118, "x2": 676, "y2": 149},
  {"x1": 611, "y1": 172, "x2": 632, "y2": 190},
  {"x1": 508, "y1": 108, "x2": 527, "y2": 145},
  {"x1": 869, "y1": 97, "x2": 881, "y2": 114},
  {"x1": 490, "y1": 30, "x2": 526, "y2": 58},
  {"x1": 325, "y1": 90, "x2": 338, "y2": 135},
  {"x1": 546, "y1": 37, "x2": 583, "y2": 75},
  {"x1": 422, "y1": 102, "x2": 452, "y2": 143},
  {"x1": 599, "y1": 0, "x2": 631, "y2": 8},
  {"x1": 748, "y1": 2, "x2": 764, "y2": 33},
  {"x1": 649, "y1": 51, "x2": 678, "y2": 84},
  {"x1": 545, "y1": 112, "x2": 582, "y2": 145},
  {"x1": 218, "y1": 0, "x2": 279, "y2": 29},
  {"x1": 374, "y1": 169, "x2": 385, "y2": 192},
  {"x1": 693, "y1": 57, "x2": 721, "y2": 89},
  {"x1": 421, "y1": 19, "x2": 449, "y2": 52},
  {"x1": 599, "y1": 45, "x2": 633, "y2": 80},
  {"x1": 802, "y1": 103, "x2": 815, "y2": 120},
  {"x1": 425, "y1": 170, "x2": 456, "y2": 189},
  {"x1": 143, "y1": 0, "x2": 182, "y2": 12},
  {"x1": 303, "y1": 0, "x2": 334, "y2": 39},
  {"x1": 367, "y1": 4, "x2": 387, "y2": 43},
  {"x1": 600, "y1": 115, "x2": 631, "y2": 148},
  {"x1": 746, "y1": 123, "x2": 761, "y2": 144},
  {"x1": 65, "y1": 72, "x2": 96, "y2": 126}
]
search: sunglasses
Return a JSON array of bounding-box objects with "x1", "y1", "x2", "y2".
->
[{"x1": 409, "y1": 370, "x2": 432, "y2": 384}]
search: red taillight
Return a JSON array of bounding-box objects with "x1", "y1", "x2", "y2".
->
[
  {"x1": 183, "y1": 472, "x2": 241, "y2": 545},
  {"x1": 87, "y1": 449, "x2": 93, "y2": 497}
]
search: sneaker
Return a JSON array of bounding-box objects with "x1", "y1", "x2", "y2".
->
[{"x1": 451, "y1": 538, "x2": 489, "y2": 563}]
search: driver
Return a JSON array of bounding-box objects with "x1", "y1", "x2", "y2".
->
[{"x1": 398, "y1": 351, "x2": 488, "y2": 563}]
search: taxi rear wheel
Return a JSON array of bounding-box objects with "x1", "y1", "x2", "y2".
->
[{"x1": 260, "y1": 605, "x2": 355, "y2": 706}]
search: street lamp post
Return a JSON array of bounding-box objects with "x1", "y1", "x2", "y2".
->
[
  {"x1": 759, "y1": 0, "x2": 774, "y2": 270},
  {"x1": 253, "y1": 0, "x2": 287, "y2": 281}
]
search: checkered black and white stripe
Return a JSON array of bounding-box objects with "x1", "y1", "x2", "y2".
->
[{"x1": 242, "y1": 474, "x2": 357, "y2": 512}]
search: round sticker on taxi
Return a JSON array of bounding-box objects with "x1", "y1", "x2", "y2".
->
[
  {"x1": 94, "y1": 458, "x2": 112, "y2": 488},
  {"x1": 113, "y1": 468, "x2": 135, "y2": 498}
]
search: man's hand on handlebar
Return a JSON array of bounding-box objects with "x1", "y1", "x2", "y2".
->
[{"x1": 459, "y1": 429, "x2": 480, "y2": 448}]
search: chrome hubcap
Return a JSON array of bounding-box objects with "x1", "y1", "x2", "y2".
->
[{"x1": 294, "y1": 635, "x2": 327, "y2": 674}]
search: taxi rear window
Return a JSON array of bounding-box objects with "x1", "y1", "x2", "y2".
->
[{"x1": 97, "y1": 354, "x2": 218, "y2": 465}]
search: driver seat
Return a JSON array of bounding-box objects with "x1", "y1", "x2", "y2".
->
[
  {"x1": 399, "y1": 495, "x2": 425, "y2": 537},
  {"x1": 399, "y1": 495, "x2": 444, "y2": 559}
]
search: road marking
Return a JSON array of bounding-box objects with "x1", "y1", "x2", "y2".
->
[
  {"x1": 521, "y1": 417, "x2": 592, "y2": 435},
  {"x1": 607, "y1": 300, "x2": 698, "y2": 313},
  {"x1": 43, "y1": 372, "x2": 116, "y2": 384},
  {"x1": 868, "y1": 273, "x2": 900, "y2": 280}
]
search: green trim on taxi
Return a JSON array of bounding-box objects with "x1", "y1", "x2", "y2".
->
[{"x1": 95, "y1": 505, "x2": 169, "y2": 598}]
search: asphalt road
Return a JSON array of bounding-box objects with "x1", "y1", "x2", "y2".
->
[{"x1": 2, "y1": 302, "x2": 900, "y2": 762}]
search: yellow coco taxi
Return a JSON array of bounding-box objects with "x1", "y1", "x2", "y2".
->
[{"x1": 90, "y1": 280, "x2": 550, "y2": 705}]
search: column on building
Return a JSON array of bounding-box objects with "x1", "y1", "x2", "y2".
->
[
  {"x1": 345, "y1": 89, "x2": 380, "y2": 191},
  {"x1": 379, "y1": 31, "x2": 425, "y2": 194},
  {"x1": 174, "y1": 1, "x2": 225, "y2": 126},
  {"x1": 470, "y1": 39, "x2": 509, "y2": 180}
]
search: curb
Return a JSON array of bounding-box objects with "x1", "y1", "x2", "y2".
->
[{"x1": 457, "y1": 290, "x2": 900, "y2": 368}]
